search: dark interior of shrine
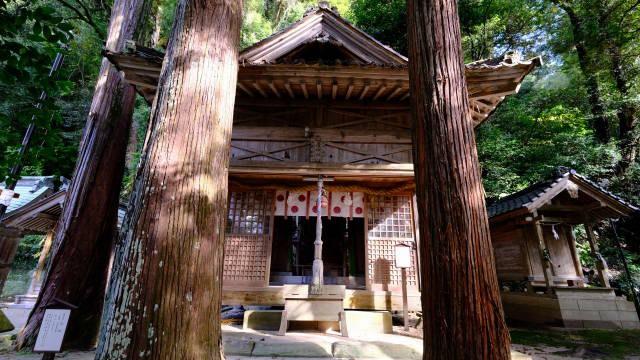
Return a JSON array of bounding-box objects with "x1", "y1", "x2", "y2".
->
[{"x1": 269, "y1": 216, "x2": 366, "y2": 289}]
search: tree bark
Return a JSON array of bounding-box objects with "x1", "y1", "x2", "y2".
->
[
  {"x1": 95, "y1": 0, "x2": 242, "y2": 358},
  {"x1": 608, "y1": 43, "x2": 638, "y2": 174},
  {"x1": 556, "y1": 2, "x2": 610, "y2": 143},
  {"x1": 406, "y1": 0, "x2": 511, "y2": 359},
  {"x1": 16, "y1": 0, "x2": 152, "y2": 350}
]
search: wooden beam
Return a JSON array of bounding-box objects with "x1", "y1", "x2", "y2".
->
[
  {"x1": 585, "y1": 223, "x2": 611, "y2": 288},
  {"x1": 372, "y1": 85, "x2": 387, "y2": 101},
  {"x1": 232, "y1": 126, "x2": 412, "y2": 144},
  {"x1": 540, "y1": 202, "x2": 604, "y2": 212},
  {"x1": 234, "y1": 97, "x2": 410, "y2": 110},
  {"x1": 400, "y1": 92, "x2": 410, "y2": 101},
  {"x1": 331, "y1": 82, "x2": 338, "y2": 100},
  {"x1": 228, "y1": 160, "x2": 415, "y2": 177},
  {"x1": 316, "y1": 81, "x2": 323, "y2": 99},
  {"x1": 300, "y1": 82, "x2": 309, "y2": 99},
  {"x1": 534, "y1": 222, "x2": 555, "y2": 292},
  {"x1": 359, "y1": 85, "x2": 370, "y2": 100},
  {"x1": 268, "y1": 81, "x2": 281, "y2": 98},
  {"x1": 470, "y1": 99, "x2": 494, "y2": 112},
  {"x1": 284, "y1": 82, "x2": 295, "y2": 99},
  {"x1": 345, "y1": 83, "x2": 354, "y2": 100},
  {"x1": 237, "y1": 82, "x2": 254, "y2": 97},
  {"x1": 386, "y1": 87, "x2": 403, "y2": 101},
  {"x1": 252, "y1": 81, "x2": 268, "y2": 98},
  {"x1": 123, "y1": 73, "x2": 158, "y2": 89}
]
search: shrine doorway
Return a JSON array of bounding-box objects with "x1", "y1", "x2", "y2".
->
[{"x1": 269, "y1": 216, "x2": 366, "y2": 289}]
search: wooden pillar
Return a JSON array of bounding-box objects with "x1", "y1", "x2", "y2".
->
[
  {"x1": 401, "y1": 267, "x2": 408, "y2": 331},
  {"x1": 534, "y1": 222, "x2": 554, "y2": 291},
  {"x1": 0, "y1": 226, "x2": 23, "y2": 294},
  {"x1": 585, "y1": 223, "x2": 611, "y2": 288},
  {"x1": 311, "y1": 176, "x2": 324, "y2": 294},
  {"x1": 566, "y1": 226, "x2": 585, "y2": 287}
]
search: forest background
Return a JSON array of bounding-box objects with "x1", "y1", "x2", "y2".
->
[{"x1": 1, "y1": 0, "x2": 639, "y2": 297}]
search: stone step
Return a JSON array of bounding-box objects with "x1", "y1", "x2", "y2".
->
[{"x1": 222, "y1": 338, "x2": 422, "y2": 359}]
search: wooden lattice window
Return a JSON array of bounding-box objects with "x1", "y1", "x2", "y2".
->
[
  {"x1": 224, "y1": 191, "x2": 274, "y2": 286},
  {"x1": 366, "y1": 195, "x2": 419, "y2": 289},
  {"x1": 226, "y1": 191, "x2": 272, "y2": 235},
  {"x1": 367, "y1": 195, "x2": 414, "y2": 240}
]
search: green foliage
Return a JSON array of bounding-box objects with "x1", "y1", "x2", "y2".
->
[
  {"x1": 0, "y1": 1, "x2": 75, "y2": 184},
  {"x1": 240, "y1": 0, "x2": 351, "y2": 49},
  {"x1": 12, "y1": 235, "x2": 43, "y2": 269},
  {"x1": 477, "y1": 71, "x2": 617, "y2": 199},
  {"x1": 241, "y1": 0, "x2": 275, "y2": 49},
  {"x1": 510, "y1": 328, "x2": 640, "y2": 359},
  {"x1": 458, "y1": 0, "x2": 541, "y2": 61},
  {"x1": 350, "y1": 0, "x2": 406, "y2": 54}
]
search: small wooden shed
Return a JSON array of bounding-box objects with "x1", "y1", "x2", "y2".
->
[
  {"x1": 0, "y1": 177, "x2": 66, "y2": 294},
  {"x1": 488, "y1": 170, "x2": 640, "y2": 328},
  {"x1": 488, "y1": 170, "x2": 637, "y2": 290}
]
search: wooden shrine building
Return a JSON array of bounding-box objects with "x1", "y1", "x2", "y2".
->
[
  {"x1": 105, "y1": 3, "x2": 540, "y2": 311},
  {"x1": 0, "y1": 177, "x2": 67, "y2": 301},
  {"x1": 488, "y1": 170, "x2": 640, "y2": 328}
]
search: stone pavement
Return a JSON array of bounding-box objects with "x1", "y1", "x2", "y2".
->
[
  {"x1": 1, "y1": 308, "x2": 532, "y2": 359},
  {"x1": 222, "y1": 324, "x2": 423, "y2": 359}
]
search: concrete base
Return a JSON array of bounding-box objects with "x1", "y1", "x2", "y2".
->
[
  {"x1": 341, "y1": 310, "x2": 392, "y2": 336},
  {"x1": 243, "y1": 310, "x2": 282, "y2": 331},
  {"x1": 502, "y1": 288, "x2": 640, "y2": 329},
  {"x1": 243, "y1": 309, "x2": 393, "y2": 336},
  {"x1": 13, "y1": 294, "x2": 38, "y2": 307}
]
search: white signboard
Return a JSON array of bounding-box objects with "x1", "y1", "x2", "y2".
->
[
  {"x1": 395, "y1": 244, "x2": 412, "y2": 268},
  {"x1": 34, "y1": 309, "x2": 71, "y2": 353}
]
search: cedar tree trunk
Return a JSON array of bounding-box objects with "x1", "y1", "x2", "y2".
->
[
  {"x1": 608, "y1": 44, "x2": 638, "y2": 174},
  {"x1": 406, "y1": 0, "x2": 511, "y2": 358},
  {"x1": 556, "y1": 2, "x2": 610, "y2": 143},
  {"x1": 16, "y1": 0, "x2": 152, "y2": 350},
  {"x1": 95, "y1": 0, "x2": 242, "y2": 358}
]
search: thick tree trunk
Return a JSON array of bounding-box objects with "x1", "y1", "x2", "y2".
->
[
  {"x1": 406, "y1": 0, "x2": 511, "y2": 359},
  {"x1": 557, "y1": 3, "x2": 610, "y2": 143},
  {"x1": 95, "y1": 0, "x2": 242, "y2": 358},
  {"x1": 608, "y1": 44, "x2": 638, "y2": 174},
  {"x1": 16, "y1": 0, "x2": 151, "y2": 350}
]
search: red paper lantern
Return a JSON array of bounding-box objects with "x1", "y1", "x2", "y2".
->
[
  {"x1": 333, "y1": 206, "x2": 341, "y2": 214},
  {"x1": 355, "y1": 207, "x2": 363, "y2": 214},
  {"x1": 277, "y1": 194, "x2": 285, "y2": 202},
  {"x1": 298, "y1": 194, "x2": 306, "y2": 202},
  {"x1": 291, "y1": 205, "x2": 299, "y2": 213},
  {"x1": 312, "y1": 205, "x2": 318, "y2": 213}
]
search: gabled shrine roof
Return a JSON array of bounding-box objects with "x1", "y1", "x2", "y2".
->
[
  {"x1": 1, "y1": 185, "x2": 127, "y2": 234},
  {"x1": 104, "y1": 3, "x2": 541, "y2": 127},
  {"x1": 239, "y1": 3, "x2": 407, "y2": 67},
  {"x1": 0, "y1": 176, "x2": 60, "y2": 215},
  {"x1": 0, "y1": 176, "x2": 68, "y2": 234},
  {"x1": 487, "y1": 170, "x2": 638, "y2": 222}
]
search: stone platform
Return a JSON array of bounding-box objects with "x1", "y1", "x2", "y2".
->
[
  {"x1": 243, "y1": 309, "x2": 393, "y2": 337},
  {"x1": 502, "y1": 288, "x2": 640, "y2": 329}
]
